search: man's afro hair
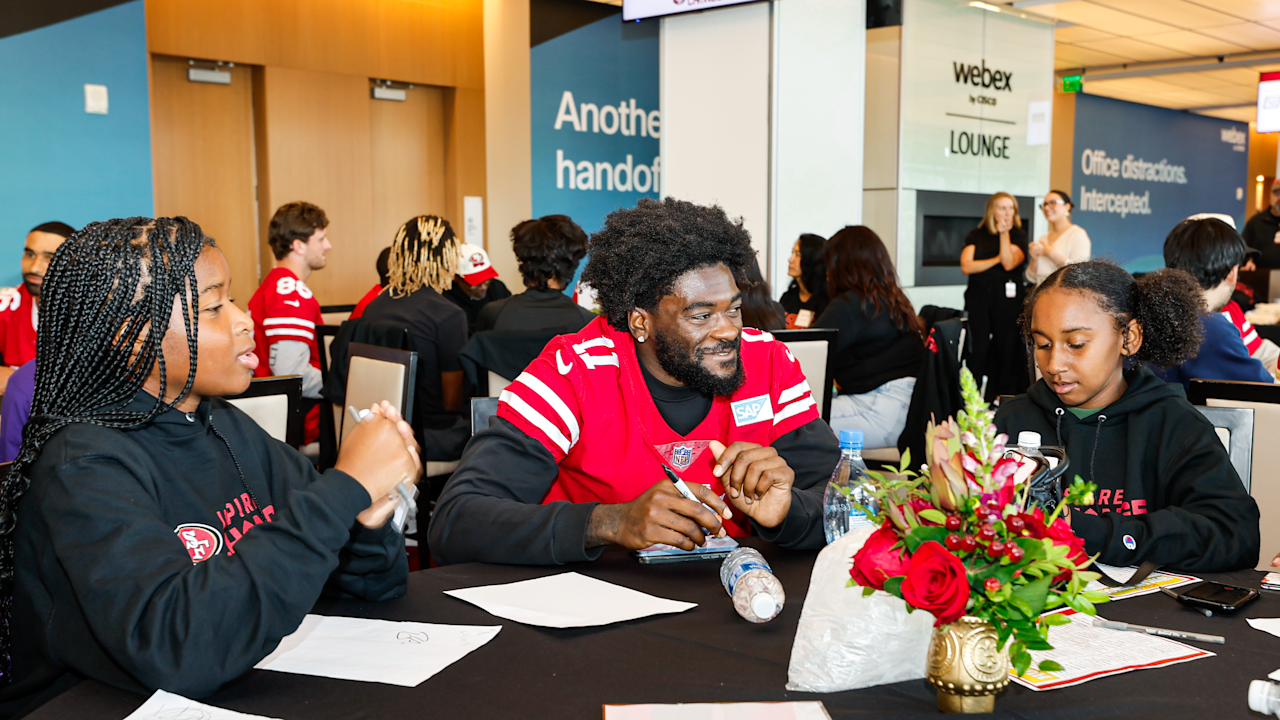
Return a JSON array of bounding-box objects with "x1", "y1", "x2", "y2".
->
[{"x1": 582, "y1": 197, "x2": 756, "y2": 331}]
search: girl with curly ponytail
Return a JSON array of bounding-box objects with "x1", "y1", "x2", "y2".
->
[
  {"x1": 994, "y1": 260, "x2": 1260, "y2": 573},
  {"x1": 0, "y1": 218, "x2": 422, "y2": 715}
]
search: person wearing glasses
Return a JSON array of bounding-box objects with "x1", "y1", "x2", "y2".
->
[{"x1": 1026, "y1": 190, "x2": 1090, "y2": 286}]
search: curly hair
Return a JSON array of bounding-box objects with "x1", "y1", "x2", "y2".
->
[
  {"x1": 511, "y1": 215, "x2": 589, "y2": 290},
  {"x1": 581, "y1": 198, "x2": 756, "y2": 331},
  {"x1": 1022, "y1": 260, "x2": 1204, "y2": 369}
]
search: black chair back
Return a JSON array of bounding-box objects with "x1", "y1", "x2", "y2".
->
[{"x1": 225, "y1": 375, "x2": 303, "y2": 448}]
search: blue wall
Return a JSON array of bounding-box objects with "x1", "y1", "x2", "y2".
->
[
  {"x1": 1071, "y1": 94, "x2": 1248, "y2": 273},
  {"x1": 0, "y1": 0, "x2": 153, "y2": 286}
]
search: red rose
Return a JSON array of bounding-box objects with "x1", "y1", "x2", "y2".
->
[
  {"x1": 850, "y1": 524, "x2": 909, "y2": 590},
  {"x1": 901, "y1": 541, "x2": 970, "y2": 627},
  {"x1": 1046, "y1": 517, "x2": 1089, "y2": 582},
  {"x1": 907, "y1": 498, "x2": 942, "y2": 526},
  {"x1": 1016, "y1": 507, "x2": 1048, "y2": 539}
]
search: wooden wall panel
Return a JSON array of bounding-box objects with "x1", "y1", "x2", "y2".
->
[
  {"x1": 150, "y1": 55, "x2": 260, "y2": 307},
  {"x1": 444, "y1": 87, "x2": 488, "y2": 243},
  {"x1": 370, "y1": 85, "x2": 448, "y2": 261},
  {"x1": 256, "y1": 66, "x2": 375, "y2": 305}
]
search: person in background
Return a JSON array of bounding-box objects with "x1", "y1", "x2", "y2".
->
[
  {"x1": 1157, "y1": 216, "x2": 1274, "y2": 390},
  {"x1": 962, "y1": 191, "x2": 1029, "y2": 401},
  {"x1": 1026, "y1": 190, "x2": 1090, "y2": 286},
  {"x1": 248, "y1": 202, "x2": 331, "y2": 445},
  {"x1": 780, "y1": 233, "x2": 828, "y2": 329},
  {"x1": 996, "y1": 261, "x2": 1258, "y2": 572},
  {"x1": 478, "y1": 215, "x2": 595, "y2": 333},
  {"x1": 0, "y1": 222, "x2": 73, "y2": 395},
  {"x1": 1241, "y1": 178, "x2": 1280, "y2": 298},
  {"x1": 735, "y1": 257, "x2": 785, "y2": 332},
  {"x1": 443, "y1": 244, "x2": 511, "y2": 335},
  {"x1": 350, "y1": 246, "x2": 391, "y2": 320},
  {"x1": 0, "y1": 217, "x2": 420, "y2": 717},
  {"x1": 429, "y1": 198, "x2": 840, "y2": 565},
  {"x1": 361, "y1": 215, "x2": 470, "y2": 461},
  {"x1": 814, "y1": 227, "x2": 924, "y2": 449}
]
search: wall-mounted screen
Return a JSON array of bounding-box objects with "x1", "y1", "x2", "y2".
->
[
  {"x1": 1259, "y1": 71, "x2": 1280, "y2": 133},
  {"x1": 623, "y1": 0, "x2": 766, "y2": 22},
  {"x1": 921, "y1": 215, "x2": 982, "y2": 267}
]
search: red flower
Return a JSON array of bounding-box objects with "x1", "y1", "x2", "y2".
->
[
  {"x1": 1046, "y1": 517, "x2": 1089, "y2": 582},
  {"x1": 901, "y1": 541, "x2": 971, "y2": 627},
  {"x1": 908, "y1": 498, "x2": 942, "y2": 526},
  {"x1": 1015, "y1": 507, "x2": 1049, "y2": 539},
  {"x1": 850, "y1": 524, "x2": 910, "y2": 590}
]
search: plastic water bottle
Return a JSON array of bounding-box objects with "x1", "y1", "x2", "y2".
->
[
  {"x1": 720, "y1": 547, "x2": 785, "y2": 623},
  {"x1": 1005, "y1": 431, "x2": 1049, "y2": 485},
  {"x1": 1249, "y1": 680, "x2": 1280, "y2": 716},
  {"x1": 823, "y1": 429, "x2": 877, "y2": 544}
]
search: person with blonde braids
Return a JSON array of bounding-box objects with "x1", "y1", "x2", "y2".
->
[
  {"x1": 0, "y1": 217, "x2": 421, "y2": 716},
  {"x1": 361, "y1": 214, "x2": 471, "y2": 461}
]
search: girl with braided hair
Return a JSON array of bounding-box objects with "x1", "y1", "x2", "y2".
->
[
  {"x1": 360, "y1": 215, "x2": 471, "y2": 462},
  {"x1": 0, "y1": 217, "x2": 422, "y2": 716}
]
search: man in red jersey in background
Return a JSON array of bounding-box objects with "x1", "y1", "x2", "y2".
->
[
  {"x1": 248, "y1": 202, "x2": 331, "y2": 445},
  {"x1": 429, "y1": 198, "x2": 840, "y2": 565},
  {"x1": 0, "y1": 222, "x2": 73, "y2": 395}
]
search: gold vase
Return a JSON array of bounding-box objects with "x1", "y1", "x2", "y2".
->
[{"x1": 925, "y1": 615, "x2": 1010, "y2": 714}]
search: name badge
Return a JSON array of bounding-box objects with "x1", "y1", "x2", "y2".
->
[
  {"x1": 1005, "y1": 281, "x2": 1017, "y2": 299},
  {"x1": 730, "y1": 394, "x2": 774, "y2": 427},
  {"x1": 1273, "y1": 231, "x2": 1280, "y2": 245},
  {"x1": 795, "y1": 309, "x2": 814, "y2": 328}
]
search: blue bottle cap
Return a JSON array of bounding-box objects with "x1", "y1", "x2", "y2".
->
[{"x1": 838, "y1": 429, "x2": 863, "y2": 450}]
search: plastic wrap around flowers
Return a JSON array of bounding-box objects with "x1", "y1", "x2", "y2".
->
[{"x1": 845, "y1": 367, "x2": 1106, "y2": 677}]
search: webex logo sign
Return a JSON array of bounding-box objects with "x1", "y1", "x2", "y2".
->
[{"x1": 953, "y1": 61, "x2": 1013, "y2": 92}]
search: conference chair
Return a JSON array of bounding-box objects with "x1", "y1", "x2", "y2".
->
[
  {"x1": 471, "y1": 397, "x2": 500, "y2": 435},
  {"x1": 1194, "y1": 406, "x2": 1254, "y2": 493},
  {"x1": 771, "y1": 329, "x2": 837, "y2": 424},
  {"x1": 1188, "y1": 378, "x2": 1279, "y2": 571},
  {"x1": 459, "y1": 330, "x2": 560, "y2": 396},
  {"x1": 340, "y1": 342, "x2": 417, "y2": 442},
  {"x1": 225, "y1": 375, "x2": 303, "y2": 448},
  {"x1": 890, "y1": 310, "x2": 968, "y2": 468},
  {"x1": 320, "y1": 304, "x2": 354, "y2": 326},
  {"x1": 315, "y1": 324, "x2": 341, "y2": 469}
]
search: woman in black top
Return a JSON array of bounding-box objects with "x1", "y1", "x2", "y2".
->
[
  {"x1": 962, "y1": 192, "x2": 1029, "y2": 401},
  {"x1": 779, "y1": 233, "x2": 828, "y2": 328},
  {"x1": 814, "y1": 226, "x2": 925, "y2": 449},
  {"x1": 736, "y1": 257, "x2": 785, "y2": 331}
]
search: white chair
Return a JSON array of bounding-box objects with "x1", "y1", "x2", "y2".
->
[
  {"x1": 225, "y1": 376, "x2": 303, "y2": 447},
  {"x1": 487, "y1": 371, "x2": 512, "y2": 396},
  {"x1": 771, "y1": 329, "x2": 837, "y2": 423}
]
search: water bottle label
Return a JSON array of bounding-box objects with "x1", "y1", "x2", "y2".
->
[
  {"x1": 848, "y1": 509, "x2": 877, "y2": 529},
  {"x1": 726, "y1": 559, "x2": 770, "y2": 591}
]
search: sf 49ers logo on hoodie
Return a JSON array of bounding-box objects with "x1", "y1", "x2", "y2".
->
[{"x1": 175, "y1": 523, "x2": 224, "y2": 563}]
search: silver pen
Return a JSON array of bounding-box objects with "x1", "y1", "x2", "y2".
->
[
  {"x1": 347, "y1": 405, "x2": 418, "y2": 521},
  {"x1": 1092, "y1": 617, "x2": 1225, "y2": 644}
]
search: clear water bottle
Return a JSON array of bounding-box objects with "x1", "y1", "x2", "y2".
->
[
  {"x1": 720, "y1": 547, "x2": 785, "y2": 623},
  {"x1": 1250, "y1": 680, "x2": 1280, "y2": 716},
  {"x1": 823, "y1": 429, "x2": 878, "y2": 544},
  {"x1": 1005, "y1": 431, "x2": 1049, "y2": 485}
]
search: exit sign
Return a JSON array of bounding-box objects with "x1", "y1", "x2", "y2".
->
[{"x1": 1062, "y1": 75, "x2": 1083, "y2": 93}]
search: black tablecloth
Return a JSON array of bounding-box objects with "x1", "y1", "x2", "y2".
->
[
  {"x1": 26, "y1": 540, "x2": 1280, "y2": 719},
  {"x1": 1255, "y1": 323, "x2": 1280, "y2": 346}
]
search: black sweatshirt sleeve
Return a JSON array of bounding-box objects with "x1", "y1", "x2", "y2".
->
[
  {"x1": 1070, "y1": 425, "x2": 1261, "y2": 572},
  {"x1": 428, "y1": 417, "x2": 602, "y2": 566},
  {"x1": 36, "y1": 453, "x2": 375, "y2": 698},
  {"x1": 752, "y1": 418, "x2": 840, "y2": 550}
]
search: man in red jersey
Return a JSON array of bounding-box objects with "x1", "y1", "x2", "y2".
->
[
  {"x1": 248, "y1": 202, "x2": 331, "y2": 444},
  {"x1": 429, "y1": 198, "x2": 840, "y2": 565},
  {"x1": 0, "y1": 222, "x2": 73, "y2": 394}
]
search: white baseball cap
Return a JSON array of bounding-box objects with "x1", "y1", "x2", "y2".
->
[{"x1": 457, "y1": 243, "x2": 498, "y2": 285}]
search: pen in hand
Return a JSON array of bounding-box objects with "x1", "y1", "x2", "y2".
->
[
  {"x1": 661, "y1": 464, "x2": 729, "y2": 538},
  {"x1": 347, "y1": 405, "x2": 418, "y2": 523}
]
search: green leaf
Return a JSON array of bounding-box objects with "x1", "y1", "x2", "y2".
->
[
  {"x1": 1081, "y1": 590, "x2": 1111, "y2": 604},
  {"x1": 918, "y1": 508, "x2": 948, "y2": 525},
  {"x1": 1008, "y1": 596, "x2": 1035, "y2": 620},
  {"x1": 1038, "y1": 660, "x2": 1064, "y2": 673},
  {"x1": 882, "y1": 576, "x2": 905, "y2": 598},
  {"x1": 861, "y1": 586, "x2": 876, "y2": 597},
  {"x1": 904, "y1": 526, "x2": 950, "y2": 553},
  {"x1": 1041, "y1": 612, "x2": 1071, "y2": 626},
  {"x1": 1011, "y1": 575, "x2": 1053, "y2": 617},
  {"x1": 1012, "y1": 648, "x2": 1033, "y2": 677},
  {"x1": 898, "y1": 447, "x2": 912, "y2": 474}
]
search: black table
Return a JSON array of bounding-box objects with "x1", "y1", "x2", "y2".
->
[{"x1": 27, "y1": 540, "x2": 1280, "y2": 719}]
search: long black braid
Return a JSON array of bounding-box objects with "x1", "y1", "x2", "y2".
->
[{"x1": 0, "y1": 217, "x2": 213, "y2": 680}]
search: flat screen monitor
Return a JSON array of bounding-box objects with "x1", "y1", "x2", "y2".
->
[
  {"x1": 1259, "y1": 71, "x2": 1280, "y2": 133},
  {"x1": 623, "y1": 0, "x2": 766, "y2": 22},
  {"x1": 921, "y1": 215, "x2": 981, "y2": 267}
]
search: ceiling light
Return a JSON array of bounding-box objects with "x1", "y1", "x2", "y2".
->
[{"x1": 969, "y1": 1, "x2": 1001, "y2": 11}]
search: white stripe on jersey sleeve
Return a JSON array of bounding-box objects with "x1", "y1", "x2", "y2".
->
[
  {"x1": 263, "y1": 317, "x2": 316, "y2": 328},
  {"x1": 514, "y1": 372, "x2": 580, "y2": 446},
  {"x1": 499, "y1": 389, "x2": 570, "y2": 454},
  {"x1": 778, "y1": 380, "x2": 812, "y2": 405},
  {"x1": 773, "y1": 396, "x2": 817, "y2": 426},
  {"x1": 741, "y1": 330, "x2": 774, "y2": 342},
  {"x1": 265, "y1": 328, "x2": 316, "y2": 340}
]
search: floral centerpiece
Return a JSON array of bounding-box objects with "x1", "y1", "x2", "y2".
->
[{"x1": 846, "y1": 368, "x2": 1107, "y2": 711}]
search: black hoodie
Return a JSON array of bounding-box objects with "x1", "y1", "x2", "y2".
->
[
  {"x1": 994, "y1": 366, "x2": 1259, "y2": 573},
  {"x1": 0, "y1": 392, "x2": 407, "y2": 718}
]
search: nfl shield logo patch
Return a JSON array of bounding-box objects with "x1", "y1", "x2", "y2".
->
[{"x1": 672, "y1": 445, "x2": 693, "y2": 470}]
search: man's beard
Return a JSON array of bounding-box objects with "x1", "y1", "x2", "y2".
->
[
  {"x1": 653, "y1": 329, "x2": 745, "y2": 397},
  {"x1": 23, "y1": 278, "x2": 40, "y2": 298}
]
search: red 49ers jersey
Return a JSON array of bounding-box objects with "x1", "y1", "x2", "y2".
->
[
  {"x1": 248, "y1": 268, "x2": 323, "y2": 378},
  {"x1": 0, "y1": 285, "x2": 38, "y2": 368},
  {"x1": 497, "y1": 316, "x2": 820, "y2": 537}
]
